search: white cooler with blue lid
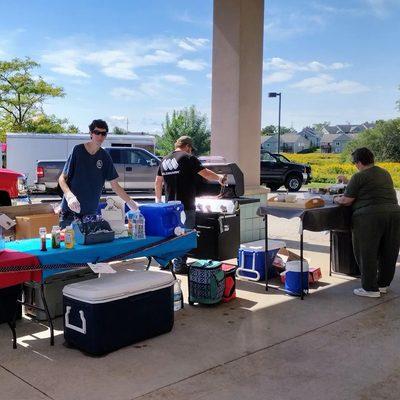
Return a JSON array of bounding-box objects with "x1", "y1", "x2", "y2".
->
[
  {"x1": 237, "y1": 239, "x2": 285, "y2": 281},
  {"x1": 63, "y1": 270, "x2": 175, "y2": 355}
]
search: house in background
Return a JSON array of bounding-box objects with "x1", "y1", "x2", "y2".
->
[
  {"x1": 320, "y1": 133, "x2": 357, "y2": 153},
  {"x1": 261, "y1": 135, "x2": 279, "y2": 152},
  {"x1": 280, "y1": 133, "x2": 311, "y2": 153},
  {"x1": 261, "y1": 122, "x2": 374, "y2": 154},
  {"x1": 298, "y1": 127, "x2": 320, "y2": 147},
  {"x1": 321, "y1": 122, "x2": 375, "y2": 135}
]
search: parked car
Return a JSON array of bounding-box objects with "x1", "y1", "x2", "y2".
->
[
  {"x1": 260, "y1": 150, "x2": 312, "y2": 192},
  {"x1": 35, "y1": 147, "x2": 160, "y2": 194},
  {"x1": 0, "y1": 168, "x2": 29, "y2": 206}
]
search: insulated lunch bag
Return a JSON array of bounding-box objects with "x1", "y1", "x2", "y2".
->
[{"x1": 188, "y1": 260, "x2": 225, "y2": 305}]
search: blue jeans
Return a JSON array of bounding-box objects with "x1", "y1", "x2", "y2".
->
[{"x1": 172, "y1": 210, "x2": 196, "y2": 270}]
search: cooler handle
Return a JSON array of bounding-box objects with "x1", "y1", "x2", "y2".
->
[
  {"x1": 65, "y1": 306, "x2": 87, "y2": 335},
  {"x1": 236, "y1": 251, "x2": 261, "y2": 281}
]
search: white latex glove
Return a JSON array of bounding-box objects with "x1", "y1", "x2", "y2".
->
[
  {"x1": 65, "y1": 191, "x2": 81, "y2": 213},
  {"x1": 126, "y1": 199, "x2": 138, "y2": 212},
  {"x1": 218, "y1": 174, "x2": 228, "y2": 186}
]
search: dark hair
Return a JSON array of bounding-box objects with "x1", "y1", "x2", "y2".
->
[
  {"x1": 89, "y1": 119, "x2": 109, "y2": 132},
  {"x1": 351, "y1": 147, "x2": 374, "y2": 165}
]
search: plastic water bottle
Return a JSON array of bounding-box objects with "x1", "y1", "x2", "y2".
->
[
  {"x1": 173, "y1": 279, "x2": 183, "y2": 311},
  {"x1": 132, "y1": 211, "x2": 146, "y2": 240}
]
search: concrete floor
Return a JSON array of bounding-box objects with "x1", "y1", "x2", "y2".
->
[{"x1": 1, "y1": 214, "x2": 399, "y2": 400}]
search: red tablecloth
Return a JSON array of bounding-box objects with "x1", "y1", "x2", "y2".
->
[{"x1": 0, "y1": 250, "x2": 41, "y2": 288}]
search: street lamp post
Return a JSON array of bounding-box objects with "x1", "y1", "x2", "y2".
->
[{"x1": 268, "y1": 92, "x2": 282, "y2": 153}]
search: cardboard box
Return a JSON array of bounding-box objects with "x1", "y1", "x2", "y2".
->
[
  {"x1": 16, "y1": 213, "x2": 59, "y2": 239},
  {"x1": 280, "y1": 267, "x2": 322, "y2": 284},
  {"x1": 277, "y1": 248, "x2": 302, "y2": 262},
  {"x1": 0, "y1": 203, "x2": 55, "y2": 239},
  {"x1": 308, "y1": 267, "x2": 322, "y2": 283}
]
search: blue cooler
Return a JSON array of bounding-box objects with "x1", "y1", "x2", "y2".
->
[
  {"x1": 138, "y1": 202, "x2": 185, "y2": 237},
  {"x1": 284, "y1": 260, "x2": 309, "y2": 296},
  {"x1": 63, "y1": 270, "x2": 175, "y2": 355},
  {"x1": 237, "y1": 240, "x2": 285, "y2": 281}
]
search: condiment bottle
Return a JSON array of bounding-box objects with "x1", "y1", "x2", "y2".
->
[
  {"x1": 51, "y1": 225, "x2": 61, "y2": 249},
  {"x1": 64, "y1": 225, "x2": 75, "y2": 249},
  {"x1": 127, "y1": 212, "x2": 133, "y2": 237},
  {"x1": 39, "y1": 227, "x2": 47, "y2": 251}
]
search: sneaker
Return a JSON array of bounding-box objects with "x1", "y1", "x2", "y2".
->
[
  {"x1": 379, "y1": 287, "x2": 388, "y2": 294},
  {"x1": 353, "y1": 288, "x2": 381, "y2": 298},
  {"x1": 173, "y1": 264, "x2": 189, "y2": 275}
]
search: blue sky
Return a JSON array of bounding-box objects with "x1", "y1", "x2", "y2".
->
[{"x1": 0, "y1": 0, "x2": 399, "y2": 133}]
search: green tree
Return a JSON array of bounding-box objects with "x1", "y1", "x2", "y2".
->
[
  {"x1": 157, "y1": 105, "x2": 210, "y2": 155},
  {"x1": 113, "y1": 126, "x2": 126, "y2": 135},
  {"x1": 0, "y1": 58, "x2": 64, "y2": 130},
  {"x1": 261, "y1": 125, "x2": 292, "y2": 136},
  {"x1": 342, "y1": 118, "x2": 400, "y2": 162},
  {"x1": 312, "y1": 121, "x2": 330, "y2": 134},
  {"x1": 23, "y1": 114, "x2": 78, "y2": 133},
  {"x1": 261, "y1": 125, "x2": 276, "y2": 135}
]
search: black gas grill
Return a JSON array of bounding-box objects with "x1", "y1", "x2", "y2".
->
[{"x1": 189, "y1": 160, "x2": 244, "y2": 261}]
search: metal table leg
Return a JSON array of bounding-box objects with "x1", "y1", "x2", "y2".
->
[
  {"x1": 39, "y1": 284, "x2": 54, "y2": 346},
  {"x1": 146, "y1": 256, "x2": 152, "y2": 270},
  {"x1": 300, "y1": 229, "x2": 304, "y2": 300},
  {"x1": 329, "y1": 230, "x2": 332, "y2": 277},
  {"x1": 7, "y1": 321, "x2": 17, "y2": 349},
  {"x1": 264, "y1": 214, "x2": 269, "y2": 292}
]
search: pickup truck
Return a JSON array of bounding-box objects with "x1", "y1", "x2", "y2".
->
[
  {"x1": 0, "y1": 168, "x2": 29, "y2": 206},
  {"x1": 260, "y1": 150, "x2": 312, "y2": 191},
  {"x1": 35, "y1": 147, "x2": 160, "y2": 194}
]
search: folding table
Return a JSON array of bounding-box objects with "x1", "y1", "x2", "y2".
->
[
  {"x1": 1, "y1": 231, "x2": 197, "y2": 348},
  {"x1": 257, "y1": 204, "x2": 352, "y2": 299}
]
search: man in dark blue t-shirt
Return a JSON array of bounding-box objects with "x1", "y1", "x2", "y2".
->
[{"x1": 58, "y1": 119, "x2": 138, "y2": 228}]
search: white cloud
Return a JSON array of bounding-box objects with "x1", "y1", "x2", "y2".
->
[
  {"x1": 264, "y1": 12, "x2": 326, "y2": 41},
  {"x1": 178, "y1": 41, "x2": 197, "y2": 52},
  {"x1": 186, "y1": 38, "x2": 209, "y2": 47},
  {"x1": 265, "y1": 57, "x2": 351, "y2": 73},
  {"x1": 141, "y1": 49, "x2": 177, "y2": 65},
  {"x1": 177, "y1": 59, "x2": 207, "y2": 71},
  {"x1": 364, "y1": 0, "x2": 399, "y2": 18},
  {"x1": 313, "y1": 1, "x2": 400, "y2": 18},
  {"x1": 110, "y1": 115, "x2": 128, "y2": 121},
  {"x1": 42, "y1": 50, "x2": 90, "y2": 78},
  {"x1": 178, "y1": 37, "x2": 209, "y2": 52},
  {"x1": 264, "y1": 71, "x2": 294, "y2": 84},
  {"x1": 110, "y1": 73, "x2": 188, "y2": 100},
  {"x1": 102, "y1": 63, "x2": 138, "y2": 80},
  {"x1": 162, "y1": 75, "x2": 188, "y2": 84},
  {"x1": 291, "y1": 74, "x2": 370, "y2": 94},
  {"x1": 110, "y1": 87, "x2": 138, "y2": 99},
  {"x1": 42, "y1": 38, "x2": 180, "y2": 80}
]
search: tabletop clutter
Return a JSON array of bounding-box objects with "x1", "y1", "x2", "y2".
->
[{"x1": 0, "y1": 191, "x2": 337, "y2": 356}]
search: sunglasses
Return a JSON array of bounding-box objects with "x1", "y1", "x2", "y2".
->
[{"x1": 92, "y1": 130, "x2": 108, "y2": 137}]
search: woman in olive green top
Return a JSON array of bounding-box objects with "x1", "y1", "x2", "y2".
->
[{"x1": 334, "y1": 147, "x2": 400, "y2": 298}]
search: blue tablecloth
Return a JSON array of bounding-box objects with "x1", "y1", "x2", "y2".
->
[{"x1": 5, "y1": 231, "x2": 197, "y2": 280}]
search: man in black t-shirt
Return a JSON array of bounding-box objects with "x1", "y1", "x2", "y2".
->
[{"x1": 155, "y1": 136, "x2": 225, "y2": 273}]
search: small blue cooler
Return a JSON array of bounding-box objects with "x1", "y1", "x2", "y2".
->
[
  {"x1": 139, "y1": 202, "x2": 185, "y2": 237},
  {"x1": 237, "y1": 240, "x2": 285, "y2": 281},
  {"x1": 284, "y1": 260, "x2": 309, "y2": 296}
]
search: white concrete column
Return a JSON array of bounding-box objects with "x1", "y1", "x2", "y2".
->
[{"x1": 211, "y1": 0, "x2": 264, "y2": 190}]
